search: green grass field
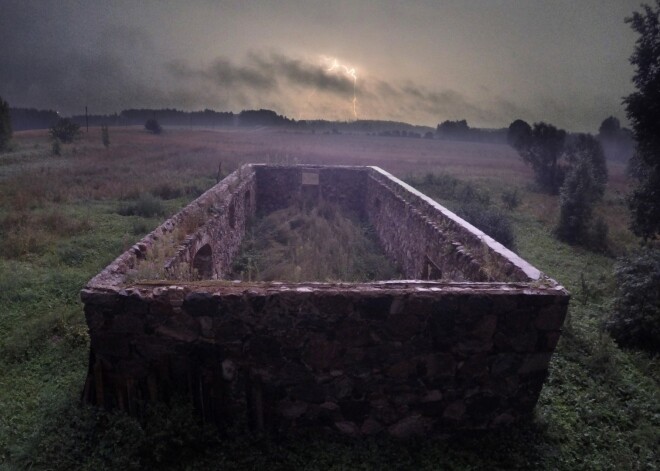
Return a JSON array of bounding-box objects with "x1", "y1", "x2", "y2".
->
[{"x1": 0, "y1": 127, "x2": 657, "y2": 470}]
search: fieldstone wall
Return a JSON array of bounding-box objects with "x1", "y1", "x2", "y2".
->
[
  {"x1": 82, "y1": 164, "x2": 570, "y2": 438},
  {"x1": 364, "y1": 169, "x2": 532, "y2": 282}
]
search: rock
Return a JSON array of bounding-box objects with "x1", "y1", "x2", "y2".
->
[
  {"x1": 442, "y1": 401, "x2": 465, "y2": 421},
  {"x1": 280, "y1": 401, "x2": 308, "y2": 419},
  {"x1": 360, "y1": 418, "x2": 384, "y2": 435},
  {"x1": 335, "y1": 421, "x2": 360, "y2": 437},
  {"x1": 387, "y1": 415, "x2": 429, "y2": 439}
]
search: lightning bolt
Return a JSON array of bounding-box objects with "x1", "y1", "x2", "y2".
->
[{"x1": 323, "y1": 56, "x2": 358, "y2": 120}]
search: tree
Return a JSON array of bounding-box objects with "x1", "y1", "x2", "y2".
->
[
  {"x1": 507, "y1": 119, "x2": 531, "y2": 149},
  {"x1": 624, "y1": 1, "x2": 660, "y2": 240},
  {"x1": 49, "y1": 118, "x2": 81, "y2": 143},
  {"x1": 145, "y1": 118, "x2": 162, "y2": 134},
  {"x1": 566, "y1": 134, "x2": 608, "y2": 196},
  {"x1": 514, "y1": 122, "x2": 567, "y2": 194},
  {"x1": 556, "y1": 135, "x2": 608, "y2": 249},
  {"x1": 597, "y1": 116, "x2": 635, "y2": 163},
  {"x1": 436, "y1": 119, "x2": 471, "y2": 140},
  {"x1": 598, "y1": 116, "x2": 621, "y2": 138},
  {"x1": 0, "y1": 95, "x2": 12, "y2": 152}
]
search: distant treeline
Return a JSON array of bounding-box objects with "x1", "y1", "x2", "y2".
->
[
  {"x1": 6, "y1": 107, "x2": 633, "y2": 162},
  {"x1": 9, "y1": 108, "x2": 60, "y2": 131},
  {"x1": 8, "y1": 107, "x2": 293, "y2": 131},
  {"x1": 435, "y1": 119, "x2": 508, "y2": 144}
]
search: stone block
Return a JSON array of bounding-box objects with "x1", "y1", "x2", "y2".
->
[
  {"x1": 535, "y1": 305, "x2": 568, "y2": 331},
  {"x1": 302, "y1": 336, "x2": 342, "y2": 371},
  {"x1": 335, "y1": 421, "x2": 361, "y2": 437},
  {"x1": 388, "y1": 414, "x2": 430, "y2": 438},
  {"x1": 519, "y1": 352, "x2": 553, "y2": 374}
]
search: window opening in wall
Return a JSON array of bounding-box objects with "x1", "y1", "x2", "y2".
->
[
  {"x1": 422, "y1": 255, "x2": 442, "y2": 280},
  {"x1": 192, "y1": 244, "x2": 213, "y2": 279}
]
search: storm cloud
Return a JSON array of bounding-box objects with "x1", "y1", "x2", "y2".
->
[{"x1": 0, "y1": 0, "x2": 641, "y2": 130}]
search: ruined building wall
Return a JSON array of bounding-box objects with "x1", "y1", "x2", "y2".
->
[
  {"x1": 81, "y1": 164, "x2": 570, "y2": 438},
  {"x1": 82, "y1": 282, "x2": 567, "y2": 436},
  {"x1": 255, "y1": 165, "x2": 367, "y2": 217},
  {"x1": 164, "y1": 170, "x2": 257, "y2": 279}
]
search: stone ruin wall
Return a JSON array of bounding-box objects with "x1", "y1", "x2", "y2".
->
[{"x1": 81, "y1": 164, "x2": 569, "y2": 438}]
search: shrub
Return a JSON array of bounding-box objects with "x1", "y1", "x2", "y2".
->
[
  {"x1": 152, "y1": 182, "x2": 183, "y2": 200},
  {"x1": 588, "y1": 216, "x2": 609, "y2": 253},
  {"x1": 454, "y1": 203, "x2": 516, "y2": 250},
  {"x1": 607, "y1": 248, "x2": 660, "y2": 352},
  {"x1": 118, "y1": 193, "x2": 165, "y2": 218},
  {"x1": 145, "y1": 118, "x2": 162, "y2": 134},
  {"x1": 501, "y1": 188, "x2": 521, "y2": 210},
  {"x1": 555, "y1": 136, "x2": 609, "y2": 251},
  {"x1": 51, "y1": 139, "x2": 61, "y2": 156},
  {"x1": 49, "y1": 118, "x2": 82, "y2": 143}
]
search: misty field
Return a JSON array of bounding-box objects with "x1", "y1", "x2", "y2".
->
[{"x1": 0, "y1": 127, "x2": 657, "y2": 470}]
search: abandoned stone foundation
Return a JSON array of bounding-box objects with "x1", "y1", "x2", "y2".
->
[{"x1": 81, "y1": 164, "x2": 570, "y2": 438}]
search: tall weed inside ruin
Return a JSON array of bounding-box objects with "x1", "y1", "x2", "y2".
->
[{"x1": 230, "y1": 202, "x2": 401, "y2": 282}]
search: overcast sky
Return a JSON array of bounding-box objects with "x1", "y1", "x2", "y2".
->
[{"x1": 0, "y1": 0, "x2": 644, "y2": 131}]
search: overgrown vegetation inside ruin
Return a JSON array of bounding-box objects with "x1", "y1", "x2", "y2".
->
[
  {"x1": 0, "y1": 128, "x2": 657, "y2": 470},
  {"x1": 229, "y1": 202, "x2": 401, "y2": 282}
]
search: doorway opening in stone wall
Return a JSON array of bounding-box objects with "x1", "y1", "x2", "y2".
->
[{"x1": 192, "y1": 244, "x2": 213, "y2": 279}]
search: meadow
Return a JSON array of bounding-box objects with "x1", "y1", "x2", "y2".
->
[{"x1": 0, "y1": 126, "x2": 657, "y2": 470}]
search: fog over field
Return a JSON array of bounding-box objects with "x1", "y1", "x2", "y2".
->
[{"x1": 0, "y1": 0, "x2": 642, "y2": 131}]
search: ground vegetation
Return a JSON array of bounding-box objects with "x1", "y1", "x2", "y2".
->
[{"x1": 0, "y1": 127, "x2": 655, "y2": 470}]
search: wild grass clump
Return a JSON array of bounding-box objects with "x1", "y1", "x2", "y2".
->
[
  {"x1": 117, "y1": 193, "x2": 165, "y2": 218},
  {"x1": 151, "y1": 182, "x2": 184, "y2": 200},
  {"x1": 0, "y1": 208, "x2": 91, "y2": 258},
  {"x1": 230, "y1": 202, "x2": 401, "y2": 282},
  {"x1": 13, "y1": 397, "x2": 218, "y2": 470},
  {"x1": 418, "y1": 172, "x2": 491, "y2": 205}
]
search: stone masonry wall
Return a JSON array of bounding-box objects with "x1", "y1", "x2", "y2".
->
[{"x1": 82, "y1": 164, "x2": 570, "y2": 438}]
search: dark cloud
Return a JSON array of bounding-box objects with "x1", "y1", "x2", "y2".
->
[
  {"x1": 0, "y1": 0, "x2": 638, "y2": 129},
  {"x1": 265, "y1": 53, "x2": 354, "y2": 95},
  {"x1": 167, "y1": 53, "x2": 354, "y2": 96}
]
